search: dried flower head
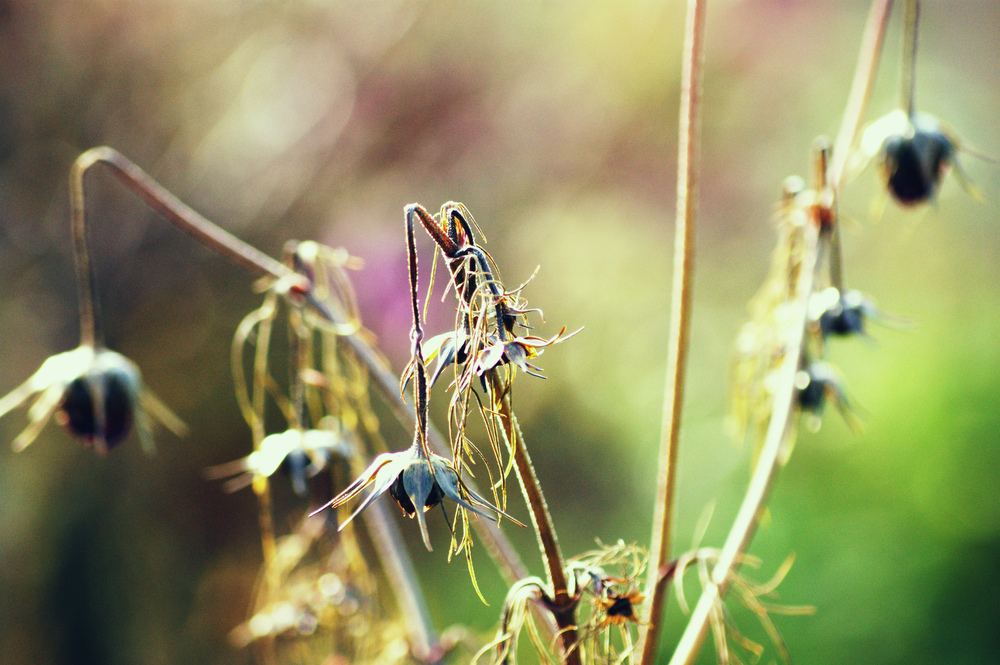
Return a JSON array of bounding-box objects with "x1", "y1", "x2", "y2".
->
[
  {"x1": 808, "y1": 287, "x2": 878, "y2": 339},
  {"x1": 206, "y1": 428, "x2": 350, "y2": 496},
  {"x1": 567, "y1": 541, "x2": 648, "y2": 662},
  {"x1": 794, "y1": 360, "x2": 860, "y2": 433},
  {"x1": 310, "y1": 443, "x2": 520, "y2": 551},
  {"x1": 0, "y1": 345, "x2": 186, "y2": 454},
  {"x1": 860, "y1": 109, "x2": 976, "y2": 206}
]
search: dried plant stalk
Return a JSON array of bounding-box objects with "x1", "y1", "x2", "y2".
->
[{"x1": 639, "y1": 0, "x2": 705, "y2": 661}]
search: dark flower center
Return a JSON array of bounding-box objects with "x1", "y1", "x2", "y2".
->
[
  {"x1": 882, "y1": 130, "x2": 953, "y2": 204},
  {"x1": 605, "y1": 595, "x2": 636, "y2": 619},
  {"x1": 389, "y1": 472, "x2": 444, "y2": 516},
  {"x1": 60, "y1": 368, "x2": 135, "y2": 448}
]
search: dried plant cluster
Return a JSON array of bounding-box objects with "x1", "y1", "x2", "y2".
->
[{"x1": 0, "y1": 2, "x2": 991, "y2": 665}]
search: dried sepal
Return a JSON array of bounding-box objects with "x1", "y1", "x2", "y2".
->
[
  {"x1": 473, "y1": 326, "x2": 582, "y2": 380},
  {"x1": 473, "y1": 577, "x2": 556, "y2": 665},
  {"x1": 672, "y1": 548, "x2": 813, "y2": 665}
]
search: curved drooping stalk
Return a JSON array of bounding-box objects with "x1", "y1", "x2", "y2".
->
[
  {"x1": 69, "y1": 147, "x2": 298, "y2": 348},
  {"x1": 68, "y1": 149, "x2": 528, "y2": 584}
]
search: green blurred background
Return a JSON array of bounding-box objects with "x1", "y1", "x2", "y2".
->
[{"x1": 1, "y1": 1, "x2": 998, "y2": 663}]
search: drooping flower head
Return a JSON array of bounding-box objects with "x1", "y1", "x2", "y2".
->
[
  {"x1": 0, "y1": 345, "x2": 186, "y2": 454},
  {"x1": 310, "y1": 203, "x2": 522, "y2": 551},
  {"x1": 206, "y1": 428, "x2": 351, "y2": 497},
  {"x1": 311, "y1": 445, "x2": 520, "y2": 551},
  {"x1": 860, "y1": 109, "x2": 977, "y2": 206}
]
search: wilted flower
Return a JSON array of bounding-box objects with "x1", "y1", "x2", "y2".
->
[
  {"x1": 808, "y1": 287, "x2": 878, "y2": 339},
  {"x1": 311, "y1": 442, "x2": 521, "y2": 551},
  {"x1": 860, "y1": 109, "x2": 972, "y2": 206},
  {"x1": 0, "y1": 345, "x2": 186, "y2": 454},
  {"x1": 794, "y1": 361, "x2": 858, "y2": 432},
  {"x1": 206, "y1": 428, "x2": 350, "y2": 497}
]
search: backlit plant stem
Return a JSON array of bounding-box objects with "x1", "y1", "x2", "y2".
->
[
  {"x1": 638, "y1": 0, "x2": 704, "y2": 662},
  {"x1": 666, "y1": 3, "x2": 894, "y2": 664},
  {"x1": 487, "y1": 370, "x2": 580, "y2": 665}
]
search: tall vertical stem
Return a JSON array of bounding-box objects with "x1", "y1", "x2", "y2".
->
[{"x1": 638, "y1": 0, "x2": 705, "y2": 662}]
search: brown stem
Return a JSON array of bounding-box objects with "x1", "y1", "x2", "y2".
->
[
  {"x1": 487, "y1": 370, "x2": 580, "y2": 665},
  {"x1": 638, "y1": 0, "x2": 705, "y2": 662}
]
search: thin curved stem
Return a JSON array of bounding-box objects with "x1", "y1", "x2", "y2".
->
[
  {"x1": 69, "y1": 156, "x2": 101, "y2": 348},
  {"x1": 828, "y1": 0, "x2": 895, "y2": 295},
  {"x1": 830, "y1": 0, "x2": 897, "y2": 188},
  {"x1": 404, "y1": 205, "x2": 433, "y2": 461},
  {"x1": 487, "y1": 370, "x2": 580, "y2": 665}
]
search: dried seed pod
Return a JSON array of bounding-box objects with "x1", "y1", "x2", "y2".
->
[
  {"x1": 796, "y1": 362, "x2": 834, "y2": 412},
  {"x1": 861, "y1": 110, "x2": 964, "y2": 206},
  {"x1": 310, "y1": 444, "x2": 522, "y2": 551},
  {"x1": 206, "y1": 429, "x2": 350, "y2": 496},
  {"x1": 794, "y1": 361, "x2": 859, "y2": 432},
  {"x1": 59, "y1": 352, "x2": 141, "y2": 450},
  {"x1": 809, "y1": 287, "x2": 877, "y2": 338},
  {"x1": 1, "y1": 345, "x2": 186, "y2": 453}
]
